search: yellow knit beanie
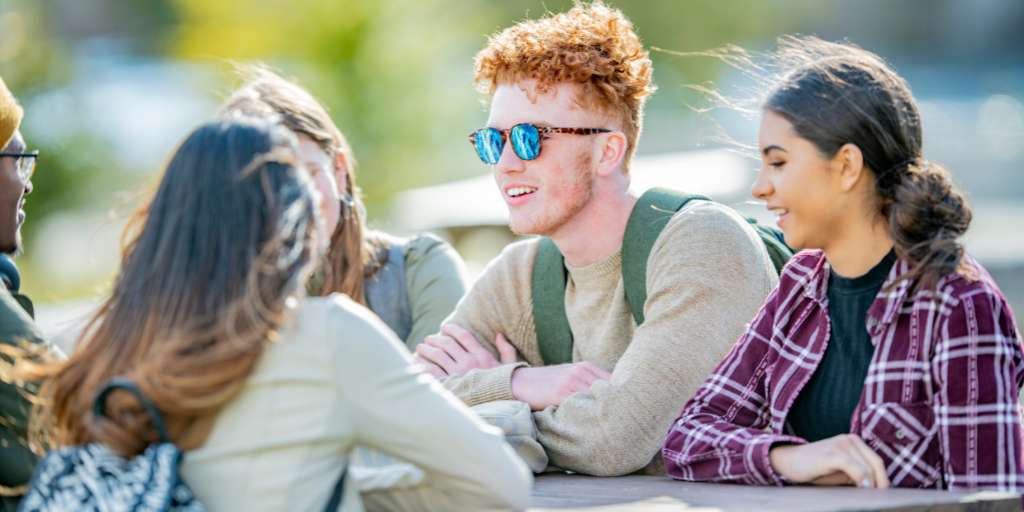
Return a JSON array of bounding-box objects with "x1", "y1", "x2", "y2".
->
[{"x1": 0, "y1": 77, "x2": 24, "y2": 149}]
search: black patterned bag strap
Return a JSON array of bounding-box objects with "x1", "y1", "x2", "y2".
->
[
  {"x1": 322, "y1": 466, "x2": 347, "y2": 512},
  {"x1": 92, "y1": 377, "x2": 171, "y2": 444}
]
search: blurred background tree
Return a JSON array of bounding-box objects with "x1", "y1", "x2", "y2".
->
[{"x1": 0, "y1": 0, "x2": 1021, "y2": 323}]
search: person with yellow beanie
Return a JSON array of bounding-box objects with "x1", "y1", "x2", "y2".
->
[
  {"x1": 0, "y1": 78, "x2": 22, "y2": 149},
  {"x1": 0, "y1": 77, "x2": 34, "y2": 255},
  {"x1": 0, "y1": 76, "x2": 52, "y2": 512}
]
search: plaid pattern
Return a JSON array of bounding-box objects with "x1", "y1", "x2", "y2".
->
[{"x1": 662, "y1": 250, "x2": 1024, "y2": 492}]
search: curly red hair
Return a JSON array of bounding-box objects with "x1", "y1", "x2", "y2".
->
[{"x1": 474, "y1": 1, "x2": 654, "y2": 168}]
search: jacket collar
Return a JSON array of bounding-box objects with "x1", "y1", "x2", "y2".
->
[
  {"x1": 801, "y1": 251, "x2": 913, "y2": 342},
  {"x1": 866, "y1": 258, "x2": 913, "y2": 340}
]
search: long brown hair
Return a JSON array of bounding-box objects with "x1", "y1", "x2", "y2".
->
[
  {"x1": 220, "y1": 65, "x2": 385, "y2": 305},
  {"x1": 30, "y1": 117, "x2": 320, "y2": 456},
  {"x1": 763, "y1": 36, "x2": 972, "y2": 290}
]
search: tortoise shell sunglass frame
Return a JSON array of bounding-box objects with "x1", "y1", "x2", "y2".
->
[{"x1": 468, "y1": 123, "x2": 610, "y2": 165}]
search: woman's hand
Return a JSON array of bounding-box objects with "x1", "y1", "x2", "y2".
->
[{"x1": 769, "y1": 434, "x2": 890, "y2": 489}]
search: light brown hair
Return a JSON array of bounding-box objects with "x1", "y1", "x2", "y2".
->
[{"x1": 221, "y1": 65, "x2": 386, "y2": 305}]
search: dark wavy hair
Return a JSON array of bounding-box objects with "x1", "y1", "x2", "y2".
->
[
  {"x1": 763, "y1": 36, "x2": 972, "y2": 290},
  {"x1": 29, "y1": 117, "x2": 321, "y2": 456}
]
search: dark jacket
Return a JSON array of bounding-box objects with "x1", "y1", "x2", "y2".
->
[{"x1": 0, "y1": 259, "x2": 47, "y2": 511}]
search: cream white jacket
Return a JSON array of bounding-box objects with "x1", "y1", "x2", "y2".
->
[{"x1": 181, "y1": 294, "x2": 532, "y2": 511}]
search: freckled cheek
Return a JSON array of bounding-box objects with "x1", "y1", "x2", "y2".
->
[{"x1": 541, "y1": 174, "x2": 578, "y2": 207}]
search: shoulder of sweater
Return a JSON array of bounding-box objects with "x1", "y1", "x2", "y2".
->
[
  {"x1": 646, "y1": 200, "x2": 782, "y2": 296},
  {"x1": 474, "y1": 236, "x2": 541, "y2": 284},
  {"x1": 653, "y1": 199, "x2": 760, "y2": 257},
  {"x1": 669, "y1": 198, "x2": 748, "y2": 226},
  {"x1": 456, "y1": 237, "x2": 537, "y2": 341}
]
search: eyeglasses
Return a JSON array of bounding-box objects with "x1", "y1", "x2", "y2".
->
[
  {"x1": 468, "y1": 123, "x2": 610, "y2": 165},
  {"x1": 0, "y1": 150, "x2": 38, "y2": 183}
]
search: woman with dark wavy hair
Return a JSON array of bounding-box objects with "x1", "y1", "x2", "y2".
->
[
  {"x1": 662, "y1": 37, "x2": 1023, "y2": 492},
  {"x1": 25, "y1": 117, "x2": 531, "y2": 510}
]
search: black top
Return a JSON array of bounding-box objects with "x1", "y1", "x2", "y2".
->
[{"x1": 786, "y1": 250, "x2": 897, "y2": 442}]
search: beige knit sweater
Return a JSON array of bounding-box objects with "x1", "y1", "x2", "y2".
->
[{"x1": 441, "y1": 200, "x2": 779, "y2": 476}]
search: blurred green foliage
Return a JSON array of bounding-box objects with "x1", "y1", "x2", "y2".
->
[
  {"x1": 1, "y1": 0, "x2": 817, "y2": 300},
  {"x1": 165, "y1": 0, "x2": 812, "y2": 201}
]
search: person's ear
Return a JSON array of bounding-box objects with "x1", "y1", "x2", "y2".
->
[
  {"x1": 594, "y1": 131, "x2": 628, "y2": 176},
  {"x1": 832, "y1": 143, "x2": 865, "y2": 192}
]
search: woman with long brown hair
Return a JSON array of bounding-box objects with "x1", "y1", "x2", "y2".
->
[
  {"x1": 221, "y1": 67, "x2": 469, "y2": 351},
  {"x1": 662, "y1": 36, "x2": 1023, "y2": 492},
  {"x1": 26, "y1": 117, "x2": 531, "y2": 511}
]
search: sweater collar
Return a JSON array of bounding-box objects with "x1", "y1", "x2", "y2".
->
[{"x1": 565, "y1": 248, "x2": 623, "y2": 283}]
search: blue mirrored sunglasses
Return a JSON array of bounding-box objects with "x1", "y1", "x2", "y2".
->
[{"x1": 468, "y1": 123, "x2": 610, "y2": 165}]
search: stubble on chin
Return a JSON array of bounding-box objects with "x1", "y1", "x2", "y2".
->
[{"x1": 512, "y1": 151, "x2": 595, "y2": 238}]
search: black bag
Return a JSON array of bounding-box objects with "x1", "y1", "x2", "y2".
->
[
  {"x1": 19, "y1": 378, "x2": 349, "y2": 512},
  {"x1": 18, "y1": 378, "x2": 203, "y2": 512}
]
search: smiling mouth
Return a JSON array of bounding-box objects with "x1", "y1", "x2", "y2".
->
[
  {"x1": 767, "y1": 208, "x2": 790, "y2": 228},
  {"x1": 506, "y1": 186, "x2": 537, "y2": 199}
]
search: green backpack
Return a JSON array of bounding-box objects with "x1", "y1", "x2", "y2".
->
[{"x1": 531, "y1": 187, "x2": 794, "y2": 365}]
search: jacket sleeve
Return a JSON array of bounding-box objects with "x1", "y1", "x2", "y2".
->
[
  {"x1": 932, "y1": 283, "x2": 1024, "y2": 492},
  {"x1": 402, "y1": 234, "x2": 470, "y2": 350},
  {"x1": 437, "y1": 241, "x2": 541, "y2": 407},
  {"x1": 0, "y1": 288, "x2": 49, "y2": 492},
  {"x1": 662, "y1": 284, "x2": 806, "y2": 486},
  {"x1": 335, "y1": 296, "x2": 533, "y2": 511}
]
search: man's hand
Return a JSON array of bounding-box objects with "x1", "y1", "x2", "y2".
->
[
  {"x1": 510, "y1": 362, "x2": 612, "y2": 411},
  {"x1": 414, "y1": 324, "x2": 517, "y2": 379},
  {"x1": 769, "y1": 434, "x2": 890, "y2": 489}
]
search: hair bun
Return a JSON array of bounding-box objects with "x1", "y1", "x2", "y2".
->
[{"x1": 888, "y1": 161, "x2": 971, "y2": 287}]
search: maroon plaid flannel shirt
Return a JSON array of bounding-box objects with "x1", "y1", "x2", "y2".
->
[{"x1": 662, "y1": 250, "x2": 1024, "y2": 491}]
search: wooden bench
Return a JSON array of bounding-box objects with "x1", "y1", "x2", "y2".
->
[{"x1": 529, "y1": 474, "x2": 1022, "y2": 511}]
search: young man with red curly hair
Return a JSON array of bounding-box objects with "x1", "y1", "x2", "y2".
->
[{"x1": 415, "y1": 2, "x2": 777, "y2": 477}]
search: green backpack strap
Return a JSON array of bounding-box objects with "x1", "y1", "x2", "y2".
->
[
  {"x1": 749, "y1": 222, "x2": 794, "y2": 274},
  {"x1": 622, "y1": 188, "x2": 708, "y2": 326},
  {"x1": 532, "y1": 237, "x2": 574, "y2": 365},
  {"x1": 531, "y1": 187, "x2": 793, "y2": 364}
]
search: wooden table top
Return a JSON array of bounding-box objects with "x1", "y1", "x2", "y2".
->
[{"x1": 529, "y1": 474, "x2": 1022, "y2": 511}]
